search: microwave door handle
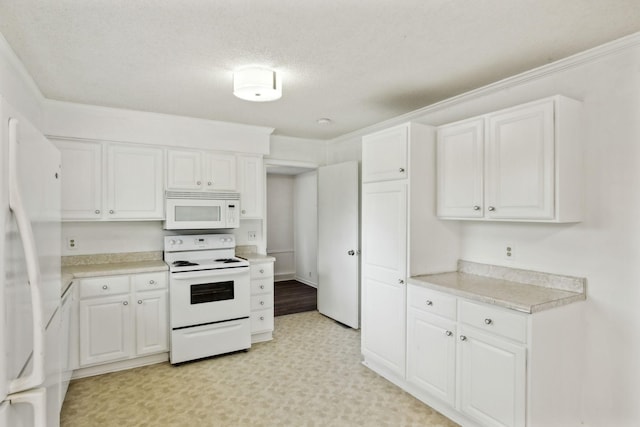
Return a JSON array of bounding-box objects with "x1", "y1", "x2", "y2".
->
[
  {"x1": 172, "y1": 268, "x2": 248, "y2": 280},
  {"x1": 7, "y1": 118, "x2": 45, "y2": 394}
]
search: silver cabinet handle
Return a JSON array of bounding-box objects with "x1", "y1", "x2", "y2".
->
[
  {"x1": 488, "y1": 206, "x2": 496, "y2": 212},
  {"x1": 196, "y1": 181, "x2": 201, "y2": 185},
  {"x1": 484, "y1": 318, "x2": 493, "y2": 325},
  {"x1": 123, "y1": 301, "x2": 128, "y2": 306},
  {"x1": 207, "y1": 181, "x2": 212, "y2": 186},
  {"x1": 459, "y1": 335, "x2": 467, "y2": 341},
  {"x1": 149, "y1": 280, "x2": 155, "y2": 285},
  {"x1": 399, "y1": 167, "x2": 405, "y2": 173},
  {"x1": 102, "y1": 285, "x2": 108, "y2": 290},
  {"x1": 398, "y1": 279, "x2": 405, "y2": 284},
  {"x1": 260, "y1": 316, "x2": 264, "y2": 321},
  {"x1": 348, "y1": 250, "x2": 355, "y2": 256},
  {"x1": 138, "y1": 300, "x2": 143, "y2": 304},
  {"x1": 426, "y1": 300, "x2": 433, "y2": 306},
  {"x1": 260, "y1": 269, "x2": 264, "y2": 274},
  {"x1": 95, "y1": 209, "x2": 101, "y2": 214},
  {"x1": 445, "y1": 330, "x2": 453, "y2": 336},
  {"x1": 260, "y1": 285, "x2": 265, "y2": 289},
  {"x1": 109, "y1": 209, "x2": 114, "y2": 214},
  {"x1": 473, "y1": 205, "x2": 481, "y2": 211},
  {"x1": 260, "y1": 301, "x2": 265, "y2": 306}
]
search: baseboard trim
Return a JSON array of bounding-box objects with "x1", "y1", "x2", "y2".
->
[
  {"x1": 71, "y1": 353, "x2": 169, "y2": 380},
  {"x1": 251, "y1": 331, "x2": 273, "y2": 344},
  {"x1": 294, "y1": 277, "x2": 317, "y2": 288},
  {"x1": 274, "y1": 273, "x2": 295, "y2": 282}
]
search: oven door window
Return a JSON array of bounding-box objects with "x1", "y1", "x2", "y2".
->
[
  {"x1": 175, "y1": 205, "x2": 221, "y2": 222},
  {"x1": 190, "y1": 280, "x2": 234, "y2": 304}
]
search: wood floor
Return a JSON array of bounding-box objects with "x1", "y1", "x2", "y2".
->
[{"x1": 274, "y1": 280, "x2": 317, "y2": 316}]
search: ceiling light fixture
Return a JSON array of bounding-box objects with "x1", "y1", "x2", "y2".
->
[{"x1": 233, "y1": 67, "x2": 282, "y2": 102}]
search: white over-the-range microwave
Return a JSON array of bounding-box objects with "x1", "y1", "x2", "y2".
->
[{"x1": 164, "y1": 191, "x2": 240, "y2": 230}]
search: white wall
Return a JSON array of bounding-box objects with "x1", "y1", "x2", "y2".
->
[
  {"x1": 268, "y1": 135, "x2": 326, "y2": 165},
  {"x1": 294, "y1": 171, "x2": 318, "y2": 286},
  {"x1": 266, "y1": 174, "x2": 295, "y2": 280}
]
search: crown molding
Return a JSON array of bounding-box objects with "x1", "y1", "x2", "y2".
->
[{"x1": 327, "y1": 31, "x2": 640, "y2": 146}]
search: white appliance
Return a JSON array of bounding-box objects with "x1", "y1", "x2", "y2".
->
[
  {"x1": 164, "y1": 192, "x2": 240, "y2": 230},
  {"x1": 164, "y1": 234, "x2": 250, "y2": 364},
  {"x1": 0, "y1": 98, "x2": 62, "y2": 427}
]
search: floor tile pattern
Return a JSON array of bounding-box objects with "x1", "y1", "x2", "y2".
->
[{"x1": 61, "y1": 311, "x2": 458, "y2": 427}]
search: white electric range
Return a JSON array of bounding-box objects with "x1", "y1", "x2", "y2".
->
[{"x1": 164, "y1": 234, "x2": 251, "y2": 364}]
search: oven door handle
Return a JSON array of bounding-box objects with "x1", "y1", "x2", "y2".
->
[{"x1": 171, "y1": 268, "x2": 249, "y2": 280}]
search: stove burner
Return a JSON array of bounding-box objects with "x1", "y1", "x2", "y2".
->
[
  {"x1": 172, "y1": 260, "x2": 199, "y2": 267},
  {"x1": 215, "y1": 258, "x2": 242, "y2": 263}
]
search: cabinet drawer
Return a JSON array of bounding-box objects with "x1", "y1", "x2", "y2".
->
[
  {"x1": 80, "y1": 275, "x2": 130, "y2": 299},
  {"x1": 251, "y1": 294, "x2": 274, "y2": 311},
  {"x1": 250, "y1": 262, "x2": 273, "y2": 279},
  {"x1": 251, "y1": 278, "x2": 273, "y2": 295},
  {"x1": 251, "y1": 309, "x2": 274, "y2": 334},
  {"x1": 132, "y1": 271, "x2": 167, "y2": 291},
  {"x1": 459, "y1": 300, "x2": 527, "y2": 343},
  {"x1": 408, "y1": 285, "x2": 457, "y2": 320}
]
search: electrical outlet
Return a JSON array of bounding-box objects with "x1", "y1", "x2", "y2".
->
[
  {"x1": 67, "y1": 237, "x2": 78, "y2": 250},
  {"x1": 248, "y1": 231, "x2": 257, "y2": 241},
  {"x1": 505, "y1": 245, "x2": 514, "y2": 260}
]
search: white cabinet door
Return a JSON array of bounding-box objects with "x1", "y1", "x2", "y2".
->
[
  {"x1": 205, "y1": 153, "x2": 236, "y2": 191},
  {"x1": 79, "y1": 295, "x2": 133, "y2": 366},
  {"x1": 237, "y1": 155, "x2": 264, "y2": 218},
  {"x1": 361, "y1": 181, "x2": 407, "y2": 378},
  {"x1": 485, "y1": 100, "x2": 555, "y2": 220},
  {"x1": 362, "y1": 125, "x2": 408, "y2": 182},
  {"x1": 135, "y1": 290, "x2": 168, "y2": 356},
  {"x1": 437, "y1": 118, "x2": 484, "y2": 218},
  {"x1": 166, "y1": 149, "x2": 203, "y2": 190},
  {"x1": 56, "y1": 140, "x2": 103, "y2": 220},
  {"x1": 458, "y1": 325, "x2": 526, "y2": 427},
  {"x1": 106, "y1": 144, "x2": 164, "y2": 219},
  {"x1": 407, "y1": 309, "x2": 456, "y2": 406}
]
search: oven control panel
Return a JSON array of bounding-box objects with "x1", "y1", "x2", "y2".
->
[{"x1": 165, "y1": 234, "x2": 235, "y2": 251}]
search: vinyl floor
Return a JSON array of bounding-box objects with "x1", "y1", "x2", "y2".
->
[{"x1": 60, "y1": 311, "x2": 459, "y2": 427}]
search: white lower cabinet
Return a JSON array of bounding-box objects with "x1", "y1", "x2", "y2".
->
[
  {"x1": 406, "y1": 283, "x2": 581, "y2": 427},
  {"x1": 78, "y1": 271, "x2": 168, "y2": 367},
  {"x1": 249, "y1": 260, "x2": 274, "y2": 342}
]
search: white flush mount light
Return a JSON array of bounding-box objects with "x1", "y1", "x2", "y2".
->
[
  {"x1": 316, "y1": 118, "x2": 333, "y2": 125},
  {"x1": 233, "y1": 67, "x2": 282, "y2": 102}
]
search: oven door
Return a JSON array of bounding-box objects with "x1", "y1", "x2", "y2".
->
[
  {"x1": 169, "y1": 267, "x2": 250, "y2": 328},
  {"x1": 165, "y1": 199, "x2": 227, "y2": 230}
]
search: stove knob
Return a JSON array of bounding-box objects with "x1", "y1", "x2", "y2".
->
[
  {"x1": 169, "y1": 239, "x2": 176, "y2": 245},
  {"x1": 177, "y1": 239, "x2": 183, "y2": 245}
]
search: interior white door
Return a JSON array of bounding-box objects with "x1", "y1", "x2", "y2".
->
[{"x1": 317, "y1": 161, "x2": 360, "y2": 329}]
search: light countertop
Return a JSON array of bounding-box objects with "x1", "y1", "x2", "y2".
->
[
  {"x1": 238, "y1": 253, "x2": 276, "y2": 263},
  {"x1": 408, "y1": 260, "x2": 586, "y2": 314}
]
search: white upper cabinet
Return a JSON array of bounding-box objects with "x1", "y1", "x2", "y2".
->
[
  {"x1": 57, "y1": 140, "x2": 103, "y2": 220},
  {"x1": 55, "y1": 139, "x2": 164, "y2": 221},
  {"x1": 437, "y1": 118, "x2": 484, "y2": 219},
  {"x1": 107, "y1": 144, "x2": 164, "y2": 220},
  {"x1": 436, "y1": 95, "x2": 583, "y2": 222},
  {"x1": 362, "y1": 125, "x2": 408, "y2": 182},
  {"x1": 167, "y1": 149, "x2": 237, "y2": 191},
  {"x1": 237, "y1": 155, "x2": 264, "y2": 219}
]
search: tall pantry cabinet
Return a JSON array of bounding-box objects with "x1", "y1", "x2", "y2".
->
[{"x1": 361, "y1": 122, "x2": 459, "y2": 382}]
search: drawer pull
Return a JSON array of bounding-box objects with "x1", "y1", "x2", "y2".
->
[
  {"x1": 123, "y1": 301, "x2": 128, "y2": 306},
  {"x1": 137, "y1": 300, "x2": 143, "y2": 304},
  {"x1": 260, "y1": 316, "x2": 264, "y2": 321},
  {"x1": 260, "y1": 301, "x2": 265, "y2": 306},
  {"x1": 459, "y1": 335, "x2": 467, "y2": 341},
  {"x1": 425, "y1": 300, "x2": 433, "y2": 306},
  {"x1": 259, "y1": 285, "x2": 265, "y2": 289},
  {"x1": 102, "y1": 285, "x2": 108, "y2": 290},
  {"x1": 484, "y1": 318, "x2": 493, "y2": 325},
  {"x1": 445, "y1": 330, "x2": 453, "y2": 337},
  {"x1": 259, "y1": 269, "x2": 264, "y2": 274},
  {"x1": 149, "y1": 280, "x2": 156, "y2": 285}
]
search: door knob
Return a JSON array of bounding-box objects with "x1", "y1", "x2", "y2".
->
[{"x1": 348, "y1": 250, "x2": 355, "y2": 256}]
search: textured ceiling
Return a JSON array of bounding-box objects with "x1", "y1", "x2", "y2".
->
[{"x1": 0, "y1": 1, "x2": 638, "y2": 139}]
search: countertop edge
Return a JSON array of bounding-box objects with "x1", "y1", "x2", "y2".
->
[{"x1": 407, "y1": 274, "x2": 586, "y2": 314}]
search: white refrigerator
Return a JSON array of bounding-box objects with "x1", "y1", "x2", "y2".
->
[{"x1": 0, "y1": 97, "x2": 62, "y2": 427}]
